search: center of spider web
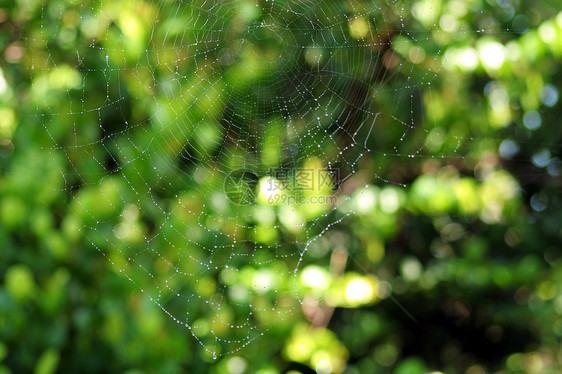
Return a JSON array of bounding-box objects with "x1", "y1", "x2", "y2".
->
[{"x1": 242, "y1": 20, "x2": 288, "y2": 64}]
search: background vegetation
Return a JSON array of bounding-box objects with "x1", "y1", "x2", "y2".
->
[{"x1": 0, "y1": 0, "x2": 561, "y2": 373}]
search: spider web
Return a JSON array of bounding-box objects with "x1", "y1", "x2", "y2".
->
[{"x1": 29, "y1": 0, "x2": 463, "y2": 357}]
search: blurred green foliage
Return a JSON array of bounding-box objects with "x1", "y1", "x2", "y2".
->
[{"x1": 0, "y1": 0, "x2": 561, "y2": 373}]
